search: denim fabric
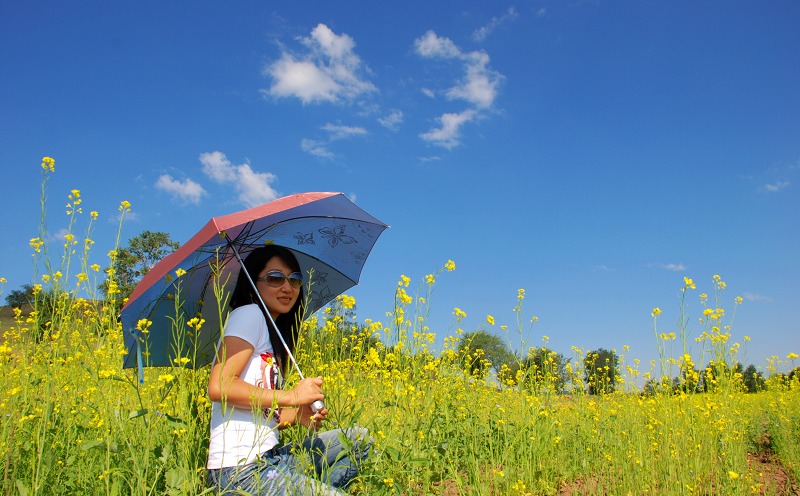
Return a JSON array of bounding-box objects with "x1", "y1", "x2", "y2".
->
[{"x1": 207, "y1": 427, "x2": 372, "y2": 495}]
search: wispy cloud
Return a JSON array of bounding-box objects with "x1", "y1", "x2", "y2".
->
[
  {"x1": 199, "y1": 151, "x2": 279, "y2": 207},
  {"x1": 155, "y1": 174, "x2": 206, "y2": 205},
  {"x1": 415, "y1": 31, "x2": 502, "y2": 109},
  {"x1": 743, "y1": 292, "x2": 772, "y2": 302},
  {"x1": 321, "y1": 123, "x2": 368, "y2": 141},
  {"x1": 264, "y1": 23, "x2": 376, "y2": 105},
  {"x1": 300, "y1": 139, "x2": 335, "y2": 159},
  {"x1": 419, "y1": 110, "x2": 477, "y2": 149},
  {"x1": 647, "y1": 262, "x2": 687, "y2": 272},
  {"x1": 760, "y1": 180, "x2": 790, "y2": 193},
  {"x1": 414, "y1": 30, "x2": 503, "y2": 148},
  {"x1": 378, "y1": 109, "x2": 404, "y2": 131},
  {"x1": 472, "y1": 7, "x2": 518, "y2": 42},
  {"x1": 301, "y1": 123, "x2": 368, "y2": 159}
]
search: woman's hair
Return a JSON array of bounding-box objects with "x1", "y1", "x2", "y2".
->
[{"x1": 229, "y1": 245, "x2": 305, "y2": 375}]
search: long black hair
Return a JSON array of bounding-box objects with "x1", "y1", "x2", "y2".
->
[{"x1": 229, "y1": 245, "x2": 305, "y2": 376}]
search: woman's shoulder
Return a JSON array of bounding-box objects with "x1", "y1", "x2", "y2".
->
[
  {"x1": 224, "y1": 304, "x2": 268, "y2": 344},
  {"x1": 229, "y1": 303, "x2": 263, "y2": 319}
]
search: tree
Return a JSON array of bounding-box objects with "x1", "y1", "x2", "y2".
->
[
  {"x1": 742, "y1": 364, "x2": 765, "y2": 393},
  {"x1": 520, "y1": 347, "x2": 568, "y2": 394},
  {"x1": 458, "y1": 330, "x2": 514, "y2": 378},
  {"x1": 584, "y1": 348, "x2": 619, "y2": 395},
  {"x1": 4, "y1": 284, "x2": 35, "y2": 308},
  {"x1": 103, "y1": 230, "x2": 180, "y2": 302}
]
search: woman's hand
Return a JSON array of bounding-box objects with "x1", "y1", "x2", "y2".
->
[
  {"x1": 297, "y1": 404, "x2": 328, "y2": 430},
  {"x1": 287, "y1": 376, "x2": 325, "y2": 407}
]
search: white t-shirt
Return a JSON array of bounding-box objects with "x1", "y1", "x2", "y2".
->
[{"x1": 207, "y1": 304, "x2": 282, "y2": 469}]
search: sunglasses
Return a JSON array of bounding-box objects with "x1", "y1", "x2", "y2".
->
[{"x1": 257, "y1": 270, "x2": 304, "y2": 289}]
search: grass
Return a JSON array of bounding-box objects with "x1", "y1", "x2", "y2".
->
[{"x1": 1, "y1": 157, "x2": 798, "y2": 495}]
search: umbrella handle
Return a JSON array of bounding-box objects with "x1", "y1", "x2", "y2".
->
[{"x1": 311, "y1": 400, "x2": 325, "y2": 413}]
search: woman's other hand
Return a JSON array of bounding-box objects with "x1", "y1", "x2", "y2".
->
[{"x1": 288, "y1": 376, "x2": 324, "y2": 407}]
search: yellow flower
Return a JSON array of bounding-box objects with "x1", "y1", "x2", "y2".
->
[
  {"x1": 425, "y1": 273, "x2": 435, "y2": 285},
  {"x1": 41, "y1": 156, "x2": 55, "y2": 172},
  {"x1": 728, "y1": 471, "x2": 739, "y2": 480},
  {"x1": 158, "y1": 374, "x2": 175, "y2": 383},
  {"x1": 119, "y1": 200, "x2": 131, "y2": 212},
  {"x1": 90, "y1": 264, "x2": 101, "y2": 272},
  {"x1": 399, "y1": 275, "x2": 410, "y2": 287},
  {"x1": 340, "y1": 294, "x2": 356, "y2": 309},
  {"x1": 445, "y1": 259, "x2": 456, "y2": 271},
  {"x1": 454, "y1": 307, "x2": 467, "y2": 320},
  {"x1": 683, "y1": 277, "x2": 696, "y2": 290},
  {"x1": 136, "y1": 319, "x2": 152, "y2": 333},
  {"x1": 29, "y1": 238, "x2": 45, "y2": 253},
  {"x1": 487, "y1": 315, "x2": 495, "y2": 326},
  {"x1": 651, "y1": 307, "x2": 661, "y2": 317},
  {"x1": 788, "y1": 352, "x2": 799, "y2": 360},
  {"x1": 90, "y1": 211, "x2": 99, "y2": 220},
  {"x1": 175, "y1": 268, "x2": 186, "y2": 277}
]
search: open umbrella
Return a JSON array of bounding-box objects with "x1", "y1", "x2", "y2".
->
[{"x1": 119, "y1": 192, "x2": 388, "y2": 382}]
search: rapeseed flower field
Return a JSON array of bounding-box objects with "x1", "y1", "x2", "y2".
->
[{"x1": 1, "y1": 158, "x2": 798, "y2": 495}]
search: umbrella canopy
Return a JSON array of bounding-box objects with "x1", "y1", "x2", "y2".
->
[{"x1": 120, "y1": 192, "x2": 388, "y2": 370}]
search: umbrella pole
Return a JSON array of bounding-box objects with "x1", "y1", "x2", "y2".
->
[{"x1": 225, "y1": 236, "x2": 325, "y2": 413}]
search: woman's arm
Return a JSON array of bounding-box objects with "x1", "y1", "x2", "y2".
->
[{"x1": 207, "y1": 336, "x2": 325, "y2": 410}]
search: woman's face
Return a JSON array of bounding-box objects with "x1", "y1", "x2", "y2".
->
[{"x1": 256, "y1": 256, "x2": 301, "y2": 319}]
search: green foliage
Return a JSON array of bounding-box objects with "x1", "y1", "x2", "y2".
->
[
  {"x1": 457, "y1": 330, "x2": 513, "y2": 378},
  {"x1": 584, "y1": 348, "x2": 618, "y2": 395},
  {"x1": 103, "y1": 230, "x2": 180, "y2": 302},
  {"x1": 743, "y1": 364, "x2": 766, "y2": 393},
  {"x1": 520, "y1": 346, "x2": 568, "y2": 394},
  {"x1": 4, "y1": 284, "x2": 35, "y2": 309}
]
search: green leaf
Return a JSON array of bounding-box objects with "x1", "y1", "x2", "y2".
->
[
  {"x1": 128, "y1": 409, "x2": 148, "y2": 419},
  {"x1": 15, "y1": 480, "x2": 29, "y2": 496},
  {"x1": 162, "y1": 413, "x2": 186, "y2": 426},
  {"x1": 80, "y1": 440, "x2": 104, "y2": 451},
  {"x1": 383, "y1": 446, "x2": 400, "y2": 462}
]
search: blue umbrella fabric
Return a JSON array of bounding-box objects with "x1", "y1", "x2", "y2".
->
[{"x1": 119, "y1": 192, "x2": 388, "y2": 372}]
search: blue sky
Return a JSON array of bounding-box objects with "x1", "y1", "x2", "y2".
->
[{"x1": 2, "y1": 1, "x2": 798, "y2": 376}]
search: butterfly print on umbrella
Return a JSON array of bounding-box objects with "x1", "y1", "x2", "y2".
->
[
  {"x1": 319, "y1": 225, "x2": 357, "y2": 248},
  {"x1": 294, "y1": 232, "x2": 315, "y2": 245}
]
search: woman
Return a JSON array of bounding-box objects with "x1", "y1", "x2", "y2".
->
[{"x1": 206, "y1": 245, "x2": 371, "y2": 495}]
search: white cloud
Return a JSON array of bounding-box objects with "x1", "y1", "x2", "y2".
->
[
  {"x1": 760, "y1": 180, "x2": 790, "y2": 193},
  {"x1": 300, "y1": 123, "x2": 368, "y2": 159},
  {"x1": 415, "y1": 30, "x2": 462, "y2": 58},
  {"x1": 300, "y1": 139, "x2": 335, "y2": 159},
  {"x1": 378, "y1": 109, "x2": 404, "y2": 131},
  {"x1": 420, "y1": 109, "x2": 476, "y2": 149},
  {"x1": 446, "y1": 52, "x2": 499, "y2": 109},
  {"x1": 419, "y1": 155, "x2": 443, "y2": 163},
  {"x1": 743, "y1": 292, "x2": 772, "y2": 302},
  {"x1": 199, "y1": 151, "x2": 279, "y2": 208},
  {"x1": 264, "y1": 23, "x2": 376, "y2": 104},
  {"x1": 321, "y1": 123, "x2": 368, "y2": 141},
  {"x1": 662, "y1": 263, "x2": 687, "y2": 271},
  {"x1": 472, "y1": 7, "x2": 518, "y2": 42},
  {"x1": 199, "y1": 151, "x2": 237, "y2": 183},
  {"x1": 414, "y1": 30, "x2": 503, "y2": 109},
  {"x1": 155, "y1": 174, "x2": 206, "y2": 205}
]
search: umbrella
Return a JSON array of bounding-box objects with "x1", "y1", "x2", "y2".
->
[{"x1": 119, "y1": 192, "x2": 388, "y2": 380}]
